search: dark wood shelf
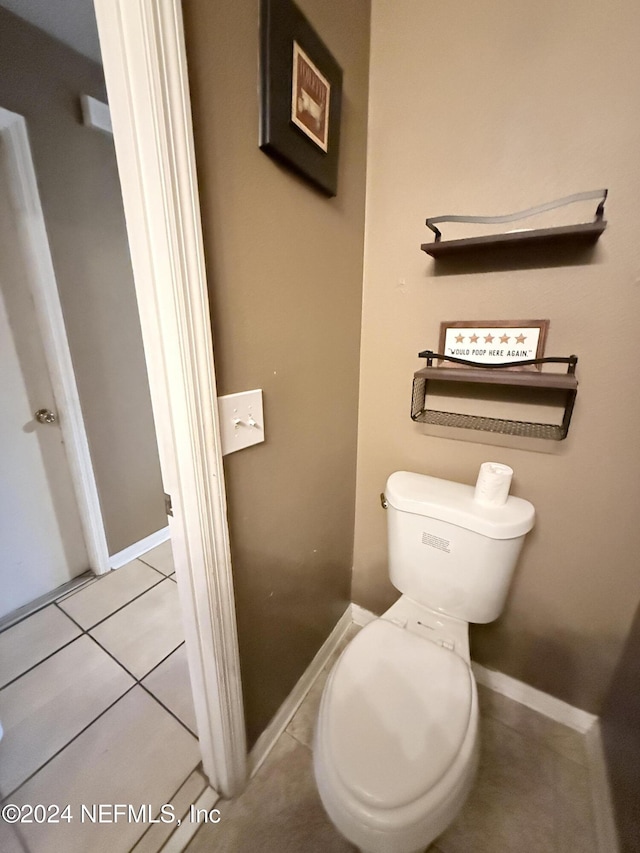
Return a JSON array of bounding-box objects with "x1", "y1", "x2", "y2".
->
[
  {"x1": 421, "y1": 221, "x2": 606, "y2": 258},
  {"x1": 414, "y1": 365, "x2": 578, "y2": 391}
]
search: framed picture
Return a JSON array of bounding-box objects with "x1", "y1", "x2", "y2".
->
[
  {"x1": 259, "y1": 0, "x2": 343, "y2": 196},
  {"x1": 438, "y1": 320, "x2": 550, "y2": 370}
]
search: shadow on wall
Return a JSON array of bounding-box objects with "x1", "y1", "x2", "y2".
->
[
  {"x1": 470, "y1": 620, "x2": 622, "y2": 711},
  {"x1": 231, "y1": 543, "x2": 351, "y2": 747},
  {"x1": 600, "y1": 597, "x2": 640, "y2": 853},
  {"x1": 427, "y1": 242, "x2": 603, "y2": 276}
]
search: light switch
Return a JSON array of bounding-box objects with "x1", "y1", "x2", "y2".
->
[{"x1": 218, "y1": 389, "x2": 265, "y2": 455}]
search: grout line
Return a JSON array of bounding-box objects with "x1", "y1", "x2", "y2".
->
[
  {"x1": 1, "y1": 683, "x2": 138, "y2": 803},
  {"x1": 137, "y1": 551, "x2": 175, "y2": 575},
  {"x1": 85, "y1": 629, "x2": 188, "y2": 693},
  {"x1": 131, "y1": 765, "x2": 205, "y2": 850},
  {"x1": 84, "y1": 631, "x2": 141, "y2": 682},
  {"x1": 143, "y1": 642, "x2": 186, "y2": 676},
  {"x1": 2, "y1": 565, "x2": 179, "y2": 690},
  {"x1": 0, "y1": 630, "x2": 83, "y2": 693},
  {"x1": 82, "y1": 634, "x2": 194, "y2": 737},
  {"x1": 138, "y1": 681, "x2": 198, "y2": 740},
  {"x1": 1, "y1": 567, "x2": 197, "y2": 816},
  {"x1": 63, "y1": 600, "x2": 190, "y2": 712},
  {"x1": 2, "y1": 631, "x2": 193, "y2": 803},
  {"x1": 141, "y1": 640, "x2": 186, "y2": 680},
  {"x1": 53, "y1": 600, "x2": 86, "y2": 632},
  {"x1": 62, "y1": 575, "x2": 169, "y2": 633},
  {"x1": 138, "y1": 560, "x2": 172, "y2": 579}
]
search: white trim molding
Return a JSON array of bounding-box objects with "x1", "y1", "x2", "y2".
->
[
  {"x1": 0, "y1": 107, "x2": 110, "y2": 577},
  {"x1": 351, "y1": 603, "x2": 377, "y2": 627},
  {"x1": 471, "y1": 662, "x2": 598, "y2": 733},
  {"x1": 94, "y1": 0, "x2": 246, "y2": 795},
  {"x1": 109, "y1": 525, "x2": 170, "y2": 569},
  {"x1": 249, "y1": 605, "x2": 353, "y2": 777}
]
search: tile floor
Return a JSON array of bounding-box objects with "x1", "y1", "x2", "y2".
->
[
  {"x1": 187, "y1": 624, "x2": 600, "y2": 853},
  {"x1": 1, "y1": 578, "x2": 602, "y2": 853},
  {"x1": 0, "y1": 540, "x2": 208, "y2": 853}
]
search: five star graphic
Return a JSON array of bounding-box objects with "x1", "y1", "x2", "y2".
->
[{"x1": 449, "y1": 328, "x2": 532, "y2": 351}]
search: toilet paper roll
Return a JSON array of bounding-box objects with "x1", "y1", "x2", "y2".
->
[{"x1": 474, "y1": 462, "x2": 513, "y2": 507}]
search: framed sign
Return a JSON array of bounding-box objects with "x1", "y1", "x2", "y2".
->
[
  {"x1": 439, "y1": 320, "x2": 550, "y2": 370},
  {"x1": 259, "y1": 0, "x2": 343, "y2": 196},
  {"x1": 291, "y1": 42, "x2": 330, "y2": 152}
]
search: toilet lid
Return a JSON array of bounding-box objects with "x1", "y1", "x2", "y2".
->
[{"x1": 324, "y1": 619, "x2": 473, "y2": 809}]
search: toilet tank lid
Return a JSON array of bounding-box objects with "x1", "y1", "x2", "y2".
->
[{"x1": 385, "y1": 471, "x2": 535, "y2": 539}]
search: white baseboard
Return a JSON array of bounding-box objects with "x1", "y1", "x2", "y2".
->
[
  {"x1": 471, "y1": 662, "x2": 597, "y2": 733},
  {"x1": 248, "y1": 605, "x2": 353, "y2": 777},
  {"x1": 350, "y1": 603, "x2": 377, "y2": 627},
  {"x1": 109, "y1": 525, "x2": 170, "y2": 569},
  {"x1": 585, "y1": 720, "x2": 620, "y2": 853}
]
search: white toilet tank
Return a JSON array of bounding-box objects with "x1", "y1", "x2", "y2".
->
[{"x1": 385, "y1": 471, "x2": 535, "y2": 624}]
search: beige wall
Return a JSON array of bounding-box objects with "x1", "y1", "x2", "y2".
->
[
  {"x1": 182, "y1": 0, "x2": 370, "y2": 745},
  {"x1": 353, "y1": 0, "x2": 640, "y2": 713},
  {"x1": 0, "y1": 8, "x2": 165, "y2": 554}
]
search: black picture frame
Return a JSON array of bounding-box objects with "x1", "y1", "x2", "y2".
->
[{"x1": 259, "y1": 0, "x2": 343, "y2": 197}]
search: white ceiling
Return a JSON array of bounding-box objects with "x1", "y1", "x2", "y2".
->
[{"x1": 0, "y1": 0, "x2": 101, "y2": 63}]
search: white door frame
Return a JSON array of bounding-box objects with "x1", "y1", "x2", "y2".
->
[
  {"x1": 93, "y1": 0, "x2": 247, "y2": 795},
  {"x1": 0, "y1": 107, "x2": 110, "y2": 578}
]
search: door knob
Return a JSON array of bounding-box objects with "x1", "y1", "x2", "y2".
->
[{"x1": 35, "y1": 409, "x2": 57, "y2": 424}]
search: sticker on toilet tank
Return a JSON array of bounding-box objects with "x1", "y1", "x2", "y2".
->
[{"x1": 422, "y1": 531, "x2": 451, "y2": 553}]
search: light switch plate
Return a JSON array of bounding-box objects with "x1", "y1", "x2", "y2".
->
[{"x1": 218, "y1": 389, "x2": 265, "y2": 455}]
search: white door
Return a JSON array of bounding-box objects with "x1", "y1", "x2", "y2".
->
[{"x1": 0, "y1": 124, "x2": 89, "y2": 620}]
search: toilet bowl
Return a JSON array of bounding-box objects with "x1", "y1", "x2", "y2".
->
[
  {"x1": 314, "y1": 604, "x2": 479, "y2": 853},
  {"x1": 313, "y1": 470, "x2": 535, "y2": 852}
]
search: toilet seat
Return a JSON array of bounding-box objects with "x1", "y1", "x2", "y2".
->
[
  {"x1": 324, "y1": 619, "x2": 473, "y2": 810},
  {"x1": 314, "y1": 618, "x2": 479, "y2": 853}
]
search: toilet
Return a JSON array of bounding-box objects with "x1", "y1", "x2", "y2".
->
[{"x1": 313, "y1": 470, "x2": 535, "y2": 853}]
